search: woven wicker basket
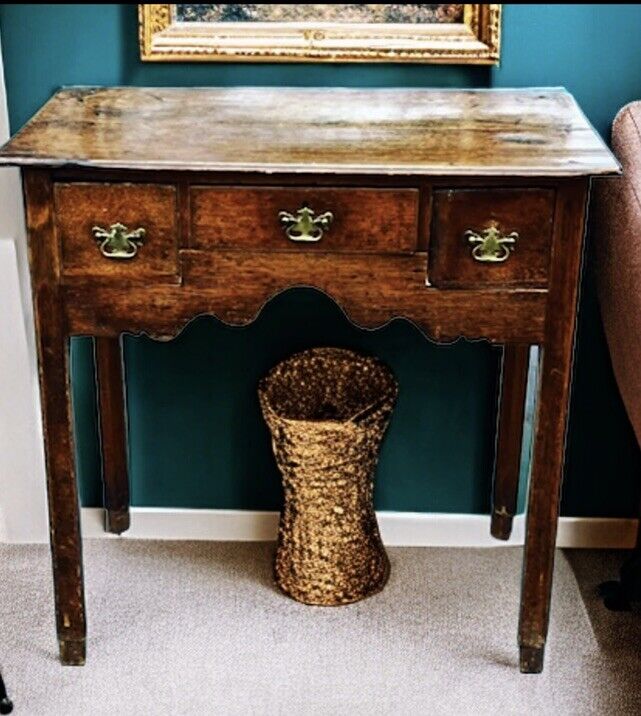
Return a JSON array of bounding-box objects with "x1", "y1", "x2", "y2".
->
[{"x1": 259, "y1": 347, "x2": 397, "y2": 606}]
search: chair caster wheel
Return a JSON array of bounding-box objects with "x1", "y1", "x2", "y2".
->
[
  {"x1": 0, "y1": 669, "x2": 12, "y2": 715},
  {"x1": 598, "y1": 579, "x2": 632, "y2": 611}
]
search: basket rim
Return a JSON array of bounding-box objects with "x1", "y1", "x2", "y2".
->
[
  {"x1": 259, "y1": 386, "x2": 398, "y2": 427},
  {"x1": 258, "y1": 347, "x2": 398, "y2": 426}
]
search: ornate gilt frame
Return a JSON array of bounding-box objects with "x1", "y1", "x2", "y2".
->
[{"x1": 139, "y1": 4, "x2": 501, "y2": 64}]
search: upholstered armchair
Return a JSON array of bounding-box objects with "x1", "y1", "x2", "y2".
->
[{"x1": 593, "y1": 101, "x2": 641, "y2": 608}]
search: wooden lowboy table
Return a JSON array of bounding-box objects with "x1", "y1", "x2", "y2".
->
[{"x1": 0, "y1": 87, "x2": 618, "y2": 673}]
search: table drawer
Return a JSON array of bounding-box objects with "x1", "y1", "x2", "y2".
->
[
  {"x1": 54, "y1": 182, "x2": 179, "y2": 281},
  {"x1": 190, "y1": 186, "x2": 419, "y2": 253},
  {"x1": 428, "y1": 188, "x2": 555, "y2": 289}
]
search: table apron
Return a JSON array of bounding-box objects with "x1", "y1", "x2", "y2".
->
[{"x1": 62, "y1": 283, "x2": 547, "y2": 344}]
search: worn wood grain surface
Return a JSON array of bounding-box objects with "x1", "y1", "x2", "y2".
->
[
  {"x1": 519, "y1": 177, "x2": 590, "y2": 673},
  {"x1": 492, "y1": 343, "x2": 531, "y2": 540},
  {"x1": 24, "y1": 169, "x2": 87, "y2": 665},
  {"x1": 12, "y1": 88, "x2": 617, "y2": 672},
  {"x1": 94, "y1": 336, "x2": 130, "y2": 535},
  {"x1": 63, "y1": 251, "x2": 548, "y2": 344},
  {"x1": 54, "y1": 182, "x2": 179, "y2": 282},
  {"x1": 0, "y1": 87, "x2": 620, "y2": 176},
  {"x1": 429, "y1": 188, "x2": 555, "y2": 288},
  {"x1": 190, "y1": 186, "x2": 419, "y2": 253}
]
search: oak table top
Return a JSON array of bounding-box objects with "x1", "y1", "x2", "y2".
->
[{"x1": 0, "y1": 86, "x2": 620, "y2": 176}]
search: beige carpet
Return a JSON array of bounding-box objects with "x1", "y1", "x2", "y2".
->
[{"x1": 1, "y1": 541, "x2": 640, "y2": 715}]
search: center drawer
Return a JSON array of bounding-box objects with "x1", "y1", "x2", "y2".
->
[{"x1": 190, "y1": 186, "x2": 419, "y2": 253}]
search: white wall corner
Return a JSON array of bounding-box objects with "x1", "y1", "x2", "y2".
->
[{"x1": 0, "y1": 33, "x2": 48, "y2": 543}]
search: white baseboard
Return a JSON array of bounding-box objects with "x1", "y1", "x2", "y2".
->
[{"x1": 78, "y1": 508, "x2": 639, "y2": 549}]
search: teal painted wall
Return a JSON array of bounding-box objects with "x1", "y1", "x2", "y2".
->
[{"x1": 1, "y1": 4, "x2": 640, "y2": 516}]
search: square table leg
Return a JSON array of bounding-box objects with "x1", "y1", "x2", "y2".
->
[
  {"x1": 94, "y1": 336, "x2": 130, "y2": 534},
  {"x1": 35, "y1": 307, "x2": 86, "y2": 665},
  {"x1": 492, "y1": 343, "x2": 530, "y2": 540},
  {"x1": 40, "y1": 325, "x2": 86, "y2": 665},
  {"x1": 25, "y1": 169, "x2": 87, "y2": 665},
  {"x1": 518, "y1": 178, "x2": 588, "y2": 673}
]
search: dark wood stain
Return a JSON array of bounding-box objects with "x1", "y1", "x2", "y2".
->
[
  {"x1": 24, "y1": 169, "x2": 87, "y2": 665},
  {"x1": 190, "y1": 186, "x2": 419, "y2": 254},
  {"x1": 429, "y1": 188, "x2": 556, "y2": 289},
  {"x1": 518, "y1": 177, "x2": 590, "y2": 673},
  {"x1": 94, "y1": 336, "x2": 130, "y2": 534},
  {"x1": 492, "y1": 344, "x2": 531, "y2": 540},
  {"x1": 63, "y1": 253, "x2": 548, "y2": 344},
  {"x1": 8, "y1": 88, "x2": 618, "y2": 672},
  {"x1": 54, "y1": 182, "x2": 180, "y2": 283}
]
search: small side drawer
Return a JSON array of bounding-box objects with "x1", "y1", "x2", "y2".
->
[
  {"x1": 190, "y1": 186, "x2": 419, "y2": 254},
  {"x1": 54, "y1": 183, "x2": 179, "y2": 281},
  {"x1": 429, "y1": 188, "x2": 555, "y2": 289}
]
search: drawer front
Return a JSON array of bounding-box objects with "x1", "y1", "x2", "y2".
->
[
  {"x1": 190, "y1": 186, "x2": 419, "y2": 253},
  {"x1": 54, "y1": 183, "x2": 179, "y2": 281},
  {"x1": 429, "y1": 188, "x2": 555, "y2": 289}
]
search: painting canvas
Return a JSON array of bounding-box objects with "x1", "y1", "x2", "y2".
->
[
  {"x1": 175, "y1": 4, "x2": 466, "y2": 25},
  {"x1": 140, "y1": 4, "x2": 501, "y2": 64}
]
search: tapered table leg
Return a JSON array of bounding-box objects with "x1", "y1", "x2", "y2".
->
[
  {"x1": 36, "y1": 301, "x2": 86, "y2": 662},
  {"x1": 492, "y1": 344, "x2": 530, "y2": 540},
  {"x1": 518, "y1": 178, "x2": 588, "y2": 673},
  {"x1": 25, "y1": 169, "x2": 87, "y2": 665},
  {"x1": 95, "y1": 336, "x2": 130, "y2": 534}
]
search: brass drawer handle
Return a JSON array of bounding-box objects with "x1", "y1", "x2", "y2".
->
[
  {"x1": 465, "y1": 226, "x2": 518, "y2": 263},
  {"x1": 278, "y1": 205, "x2": 333, "y2": 243},
  {"x1": 92, "y1": 222, "x2": 145, "y2": 259}
]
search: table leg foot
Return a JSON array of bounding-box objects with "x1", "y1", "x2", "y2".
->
[
  {"x1": 105, "y1": 507, "x2": 130, "y2": 534},
  {"x1": 59, "y1": 639, "x2": 86, "y2": 666},
  {"x1": 490, "y1": 509, "x2": 514, "y2": 541},
  {"x1": 519, "y1": 645, "x2": 544, "y2": 674}
]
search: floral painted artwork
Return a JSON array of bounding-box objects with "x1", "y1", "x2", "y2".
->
[{"x1": 176, "y1": 4, "x2": 465, "y2": 25}]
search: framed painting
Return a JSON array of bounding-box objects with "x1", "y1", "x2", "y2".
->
[{"x1": 139, "y1": 4, "x2": 501, "y2": 64}]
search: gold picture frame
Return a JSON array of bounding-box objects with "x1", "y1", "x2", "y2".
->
[{"x1": 139, "y1": 4, "x2": 501, "y2": 64}]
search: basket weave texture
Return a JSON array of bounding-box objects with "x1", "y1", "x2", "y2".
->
[{"x1": 259, "y1": 347, "x2": 397, "y2": 606}]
